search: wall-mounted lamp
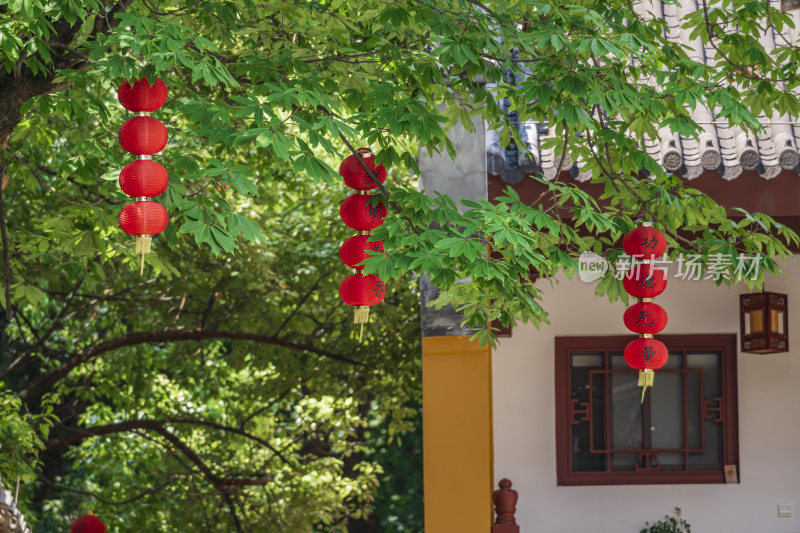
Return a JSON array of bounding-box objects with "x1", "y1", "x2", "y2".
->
[{"x1": 740, "y1": 292, "x2": 788, "y2": 354}]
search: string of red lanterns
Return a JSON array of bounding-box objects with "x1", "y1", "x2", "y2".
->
[
  {"x1": 117, "y1": 77, "x2": 170, "y2": 273},
  {"x1": 71, "y1": 512, "x2": 106, "y2": 533},
  {"x1": 338, "y1": 148, "x2": 387, "y2": 340},
  {"x1": 621, "y1": 223, "x2": 669, "y2": 402}
]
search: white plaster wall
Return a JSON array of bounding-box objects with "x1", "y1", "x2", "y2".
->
[{"x1": 493, "y1": 257, "x2": 800, "y2": 533}]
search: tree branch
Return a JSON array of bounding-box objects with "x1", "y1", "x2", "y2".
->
[
  {"x1": 19, "y1": 329, "x2": 363, "y2": 401},
  {"x1": 15, "y1": 156, "x2": 98, "y2": 208},
  {"x1": 48, "y1": 418, "x2": 269, "y2": 533},
  {"x1": 39, "y1": 474, "x2": 178, "y2": 506},
  {"x1": 0, "y1": 277, "x2": 84, "y2": 382},
  {"x1": 272, "y1": 269, "x2": 334, "y2": 336},
  {"x1": 48, "y1": 419, "x2": 275, "y2": 487},
  {"x1": 160, "y1": 417, "x2": 294, "y2": 467}
]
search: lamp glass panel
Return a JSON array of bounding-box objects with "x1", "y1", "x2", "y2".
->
[
  {"x1": 770, "y1": 309, "x2": 785, "y2": 335},
  {"x1": 748, "y1": 309, "x2": 764, "y2": 335}
]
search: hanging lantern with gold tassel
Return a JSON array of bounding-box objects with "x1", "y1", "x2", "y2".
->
[
  {"x1": 337, "y1": 148, "x2": 387, "y2": 340},
  {"x1": 117, "y1": 76, "x2": 170, "y2": 273},
  {"x1": 621, "y1": 222, "x2": 669, "y2": 402}
]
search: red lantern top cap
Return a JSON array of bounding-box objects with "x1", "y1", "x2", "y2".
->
[
  {"x1": 118, "y1": 78, "x2": 167, "y2": 112},
  {"x1": 339, "y1": 150, "x2": 387, "y2": 191}
]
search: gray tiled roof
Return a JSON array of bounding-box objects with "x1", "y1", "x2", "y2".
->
[{"x1": 487, "y1": 0, "x2": 800, "y2": 184}]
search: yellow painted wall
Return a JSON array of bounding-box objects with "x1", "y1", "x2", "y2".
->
[{"x1": 422, "y1": 335, "x2": 493, "y2": 533}]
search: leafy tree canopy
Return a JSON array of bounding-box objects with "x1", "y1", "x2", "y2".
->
[
  {"x1": 3, "y1": 0, "x2": 799, "y2": 338},
  {"x1": 0, "y1": 0, "x2": 799, "y2": 530}
]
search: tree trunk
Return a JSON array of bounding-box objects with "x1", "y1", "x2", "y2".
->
[{"x1": 0, "y1": 1, "x2": 134, "y2": 186}]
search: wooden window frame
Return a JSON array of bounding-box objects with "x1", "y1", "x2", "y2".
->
[{"x1": 555, "y1": 334, "x2": 739, "y2": 485}]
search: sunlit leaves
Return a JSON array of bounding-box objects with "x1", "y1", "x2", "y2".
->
[{"x1": 4, "y1": 1, "x2": 800, "y2": 526}]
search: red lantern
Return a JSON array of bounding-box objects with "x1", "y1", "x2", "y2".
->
[
  {"x1": 119, "y1": 117, "x2": 168, "y2": 155},
  {"x1": 623, "y1": 226, "x2": 667, "y2": 258},
  {"x1": 339, "y1": 148, "x2": 388, "y2": 190},
  {"x1": 622, "y1": 263, "x2": 667, "y2": 298},
  {"x1": 339, "y1": 271, "x2": 386, "y2": 335},
  {"x1": 340, "y1": 194, "x2": 386, "y2": 230},
  {"x1": 624, "y1": 336, "x2": 668, "y2": 401},
  {"x1": 624, "y1": 337, "x2": 668, "y2": 370},
  {"x1": 119, "y1": 201, "x2": 169, "y2": 236},
  {"x1": 118, "y1": 78, "x2": 168, "y2": 112},
  {"x1": 625, "y1": 336, "x2": 669, "y2": 401},
  {"x1": 340, "y1": 235, "x2": 385, "y2": 269},
  {"x1": 623, "y1": 301, "x2": 668, "y2": 335},
  {"x1": 339, "y1": 273, "x2": 386, "y2": 334},
  {"x1": 339, "y1": 274, "x2": 386, "y2": 307},
  {"x1": 119, "y1": 200, "x2": 168, "y2": 268},
  {"x1": 119, "y1": 160, "x2": 168, "y2": 197},
  {"x1": 71, "y1": 513, "x2": 106, "y2": 533}
]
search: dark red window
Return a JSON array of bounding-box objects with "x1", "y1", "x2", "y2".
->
[{"x1": 555, "y1": 335, "x2": 739, "y2": 485}]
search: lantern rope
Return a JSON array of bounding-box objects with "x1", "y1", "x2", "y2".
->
[{"x1": 641, "y1": 230, "x2": 652, "y2": 403}]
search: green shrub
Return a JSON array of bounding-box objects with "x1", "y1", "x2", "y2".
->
[{"x1": 640, "y1": 508, "x2": 691, "y2": 533}]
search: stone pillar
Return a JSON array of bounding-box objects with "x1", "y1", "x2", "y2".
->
[
  {"x1": 418, "y1": 111, "x2": 488, "y2": 337},
  {"x1": 419, "y1": 111, "x2": 494, "y2": 533}
]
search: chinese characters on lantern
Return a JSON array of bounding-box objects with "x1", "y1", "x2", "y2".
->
[
  {"x1": 337, "y1": 148, "x2": 388, "y2": 340},
  {"x1": 621, "y1": 224, "x2": 669, "y2": 403},
  {"x1": 117, "y1": 77, "x2": 170, "y2": 274}
]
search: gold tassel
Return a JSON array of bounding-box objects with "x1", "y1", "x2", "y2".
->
[
  {"x1": 354, "y1": 306, "x2": 370, "y2": 342},
  {"x1": 135, "y1": 235, "x2": 152, "y2": 254},
  {"x1": 135, "y1": 235, "x2": 152, "y2": 275},
  {"x1": 638, "y1": 369, "x2": 654, "y2": 403}
]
